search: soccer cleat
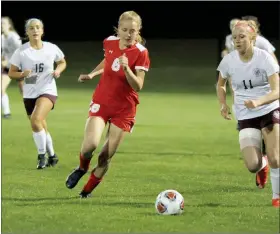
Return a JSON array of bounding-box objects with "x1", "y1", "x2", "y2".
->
[
  {"x1": 272, "y1": 198, "x2": 279, "y2": 208},
  {"x1": 79, "y1": 190, "x2": 92, "y2": 198},
  {"x1": 3, "y1": 114, "x2": 11, "y2": 119},
  {"x1": 37, "y1": 154, "x2": 47, "y2": 169},
  {"x1": 65, "y1": 167, "x2": 86, "y2": 189},
  {"x1": 46, "y1": 154, "x2": 59, "y2": 167},
  {"x1": 256, "y1": 156, "x2": 269, "y2": 189}
]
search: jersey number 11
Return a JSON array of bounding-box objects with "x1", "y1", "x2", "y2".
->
[{"x1": 243, "y1": 80, "x2": 253, "y2": 89}]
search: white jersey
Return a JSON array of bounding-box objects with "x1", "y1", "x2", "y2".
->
[
  {"x1": 217, "y1": 47, "x2": 279, "y2": 120},
  {"x1": 9, "y1": 41, "x2": 64, "y2": 99},
  {"x1": 1, "y1": 31, "x2": 22, "y2": 67},
  {"x1": 225, "y1": 34, "x2": 276, "y2": 54}
]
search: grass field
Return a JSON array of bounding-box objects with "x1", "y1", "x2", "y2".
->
[{"x1": 1, "y1": 84, "x2": 279, "y2": 233}]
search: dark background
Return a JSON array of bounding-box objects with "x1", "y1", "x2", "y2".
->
[
  {"x1": 2, "y1": 1, "x2": 279, "y2": 41},
  {"x1": 1, "y1": 1, "x2": 280, "y2": 93}
]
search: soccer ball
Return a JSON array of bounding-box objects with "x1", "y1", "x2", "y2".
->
[{"x1": 155, "y1": 189, "x2": 184, "y2": 215}]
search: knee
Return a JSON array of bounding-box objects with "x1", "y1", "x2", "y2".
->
[
  {"x1": 30, "y1": 115, "x2": 43, "y2": 131},
  {"x1": 98, "y1": 152, "x2": 111, "y2": 167},
  {"x1": 246, "y1": 160, "x2": 262, "y2": 173},
  {"x1": 81, "y1": 141, "x2": 98, "y2": 155}
]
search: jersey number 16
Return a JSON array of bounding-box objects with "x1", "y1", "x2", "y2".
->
[{"x1": 35, "y1": 63, "x2": 44, "y2": 73}]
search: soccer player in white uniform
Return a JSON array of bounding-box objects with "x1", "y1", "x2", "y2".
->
[
  {"x1": 216, "y1": 20, "x2": 279, "y2": 208},
  {"x1": 8, "y1": 18, "x2": 67, "y2": 169},
  {"x1": 1, "y1": 17, "x2": 23, "y2": 118},
  {"x1": 221, "y1": 16, "x2": 278, "y2": 164}
]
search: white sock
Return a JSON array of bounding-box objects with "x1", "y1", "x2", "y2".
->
[
  {"x1": 33, "y1": 129, "x2": 47, "y2": 155},
  {"x1": 270, "y1": 168, "x2": 280, "y2": 199},
  {"x1": 2, "y1": 94, "x2": 11, "y2": 115},
  {"x1": 258, "y1": 156, "x2": 268, "y2": 172},
  {"x1": 46, "y1": 132, "x2": 55, "y2": 157}
]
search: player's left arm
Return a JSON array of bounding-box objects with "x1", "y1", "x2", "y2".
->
[
  {"x1": 120, "y1": 50, "x2": 150, "y2": 92},
  {"x1": 53, "y1": 45, "x2": 67, "y2": 78},
  {"x1": 124, "y1": 67, "x2": 146, "y2": 92},
  {"x1": 252, "y1": 72, "x2": 280, "y2": 107},
  {"x1": 54, "y1": 58, "x2": 67, "y2": 75}
]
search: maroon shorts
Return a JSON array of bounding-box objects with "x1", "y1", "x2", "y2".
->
[
  {"x1": 88, "y1": 101, "x2": 136, "y2": 132},
  {"x1": 23, "y1": 94, "x2": 57, "y2": 116},
  {"x1": 2, "y1": 67, "x2": 9, "y2": 74},
  {"x1": 238, "y1": 107, "x2": 280, "y2": 131}
]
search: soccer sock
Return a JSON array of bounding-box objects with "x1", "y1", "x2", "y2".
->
[
  {"x1": 79, "y1": 153, "x2": 91, "y2": 171},
  {"x1": 270, "y1": 168, "x2": 280, "y2": 199},
  {"x1": 46, "y1": 132, "x2": 55, "y2": 157},
  {"x1": 82, "y1": 172, "x2": 102, "y2": 193},
  {"x1": 2, "y1": 93, "x2": 11, "y2": 115},
  {"x1": 32, "y1": 129, "x2": 47, "y2": 155}
]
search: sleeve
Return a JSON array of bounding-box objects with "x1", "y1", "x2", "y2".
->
[
  {"x1": 264, "y1": 53, "x2": 279, "y2": 77},
  {"x1": 135, "y1": 49, "x2": 150, "y2": 72},
  {"x1": 217, "y1": 56, "x2": 230, "y2": 79},
  {"x1": 54, "y1": 44, "x2": 65, "y2": 62},
  {"x1": 258, "y1": 38, "x2": 276, "y2": 54},
  {"x1": 9, "y1": 48, "x2": 21, "y2": 69},
  {"x1": 11, "y1": 33, "x2": 22, "y2": 50}
]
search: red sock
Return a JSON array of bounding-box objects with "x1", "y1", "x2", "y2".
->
[
  {"x1": 79, "y1": 153, "x2": 91, "y2": 171},
  {"x1": 83, "y1": 172, "x2": 102, "y2": 193}
]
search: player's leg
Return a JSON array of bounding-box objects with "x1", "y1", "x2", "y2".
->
[
  {"x1": 80, "y1": 122, "x2": 126, "y2": 197},
  {"x1": 65, "y1": 116, "x2": 106, "y2": 189},
  {"x1": 42, "y1": 119, "x2": 59, "y2": 167},
  {"x1": 30, "y1": 97, "x2": 54, "y2": 169},
  {"x1": 239, "y1": 126, "x2": 269, "y2": 189},
  {"x1": 262, "y1": 123, "x2": 279, "y2": 208},
  {"x1": 1, "y1": 73, "x2": 12, "y2": 118},
  {"x1": 239, "y1": 118, "x2": 269, "y2": 189}
]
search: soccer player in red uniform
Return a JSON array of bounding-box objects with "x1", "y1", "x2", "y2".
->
[{"x1": 66, "y1": 11, "x2": 151, "y2": 198}]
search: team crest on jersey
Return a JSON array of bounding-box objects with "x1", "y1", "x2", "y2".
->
[
  {"x1": 273, "y1": 110, "x2": 280, "y2": 120},
  {"x1": 253, "y1": 68, "x2": 266, "y2": 78}
]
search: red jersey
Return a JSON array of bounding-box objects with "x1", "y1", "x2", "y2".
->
[{"x1": 92, "y1": 35, "x2": 150, "y2": 109}]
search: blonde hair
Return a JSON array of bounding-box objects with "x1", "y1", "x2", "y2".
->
[
  {"x1": 1, "y1": 16, "x2": 16, "y2": 32},
  {"x1": 24, "y1": 18, "x2": 44, "y2": 41},
  {"x1": 25, "y1": 18, "x2": 44, "y2": 32},
  {"x1": 114, "y1": 11, "x2": 145, "y2": 45},
  {"x1": 229, "y1": 18, "x2": 240, "y2": 31},
  {"x1": 233, "y1": 20, "x2": 258, "y2": 44}
]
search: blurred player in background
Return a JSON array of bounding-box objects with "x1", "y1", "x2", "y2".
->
[
  {"x1": 1, "y1": 17, "x2": 23, "y2": 119},
  {"x1": 221, "y1": 18, "x2": 240, "y2": 58},
  {"x1": 8, "y1": 18, "x2": 67, "y2": 169},
  {"x1": 217, "y1": 20, "x2": 279, "y2": 208},
  {"x1": 66, "y1": 11, "x2": 150, "y2": 198}
]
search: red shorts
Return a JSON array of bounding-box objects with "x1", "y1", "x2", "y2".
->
[{"x1": 88, "y1": 101, "x2": 136, "y2": 132}]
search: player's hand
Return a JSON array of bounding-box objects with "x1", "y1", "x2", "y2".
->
[
  {"x1": 78, "y1": 74, "x2": 92, "y2": 83},
  {"x1": 119, "y1": 53, "x2": 128, "y2": 70},
  {"x1": 52, "y1": 70, "x2": 61, "y2": 79},
  {"x1": 220, "y1": 103, "x2": 232, "y2": 120},
  {"x1": 244, "y1": 100, "x2": 259, "y2": 109},
  {"x1": 22, "y1": 69, "x2": 32, "y2": 78}
]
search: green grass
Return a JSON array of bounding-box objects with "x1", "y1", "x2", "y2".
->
[{"x1": 1, "y1": 85, "x2": 279, "y2": 233}]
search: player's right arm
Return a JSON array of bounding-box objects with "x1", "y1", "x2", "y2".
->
[
  {"x1": 216, "y1": 73, "x2": 231, "y2": 120},
  {"x1": 216, "y1": 56, "x2": 232, "y2": 120},
  {"x1": 8, "y1": 65, "x2": 31, "y2": 80},
  {"x1": 78, "y1": 59, "x2": 105, "y2": 82},
  {"x1": 8, "y1": 49, "x2": 31, "y2": 80}
]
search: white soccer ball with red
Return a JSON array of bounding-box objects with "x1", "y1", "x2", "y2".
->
[{"x1": 155, "y1": 189, "x2": 184, "y2": 215}]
